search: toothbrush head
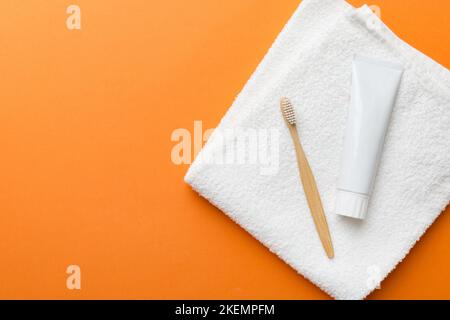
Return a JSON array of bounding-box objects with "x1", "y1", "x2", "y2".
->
[{"x1": 280, "y1": 97, "x2": 296, "y2": 126}]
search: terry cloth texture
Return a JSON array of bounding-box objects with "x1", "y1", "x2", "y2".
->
[{"x1": 185, "y1": 0, "x2": 450, "y2": 299}]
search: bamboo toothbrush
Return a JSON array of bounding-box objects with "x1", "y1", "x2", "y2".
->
[{"x1": 280, "y1": 97, "x2": 334, "y2": 259}]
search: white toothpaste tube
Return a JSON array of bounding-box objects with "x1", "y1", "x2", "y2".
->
[{"x1": 335, "y1": 55, "x2": 404, "y2": 219}]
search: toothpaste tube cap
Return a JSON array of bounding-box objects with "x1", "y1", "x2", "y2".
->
[{"x1": 335, "y1": 190, "x2": 369, "y2": 220}]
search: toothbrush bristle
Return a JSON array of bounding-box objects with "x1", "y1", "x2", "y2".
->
[{"x1": 280, "y1": 97, "x2": 296, "y2": 125}]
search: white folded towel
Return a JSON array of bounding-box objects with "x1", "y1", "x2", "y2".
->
[{"x1": 185, "y1": 0, "x2": 450, "y2": 300}]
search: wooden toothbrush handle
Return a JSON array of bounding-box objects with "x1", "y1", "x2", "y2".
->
[{"x1": 288, "y1": 125, "x2": 334, "y2": 259}]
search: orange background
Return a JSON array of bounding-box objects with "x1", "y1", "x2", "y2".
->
[{"x1": 0, "y1": 0, "x2": 448, "y2": 299}]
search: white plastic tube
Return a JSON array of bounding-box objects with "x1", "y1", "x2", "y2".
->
[{"x1": 335, "y1": 55, "x2": 403, "y2": 219}]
